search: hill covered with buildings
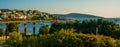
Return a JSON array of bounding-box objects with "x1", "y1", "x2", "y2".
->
[{"x1": 0, "y1": 9, "x2": 58, "y2": 21}]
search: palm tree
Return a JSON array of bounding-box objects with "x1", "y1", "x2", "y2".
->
[
  {"x1": 5, "y1": 23, "x2": 9, "y2": 33},
  {"x1": 24, "y1": 23, "x2": 27, "y2": 35},
  {"x1": 5, "y1": 23, "x2": 9, "y2": 41},
  {"x1": 33, "y1": 22, "x2": 36, "y2": 35},
  {"x1": 16, "y1": 23, "x2": 19, "y2": 32}
]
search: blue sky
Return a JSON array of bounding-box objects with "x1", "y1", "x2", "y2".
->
[{"x1": 0, "y1": 0, "x2": 120, "y2": 18}]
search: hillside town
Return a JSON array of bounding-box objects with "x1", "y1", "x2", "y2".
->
[{"x1": 0, "y1": 9, "x2": 58, "y2": 21}]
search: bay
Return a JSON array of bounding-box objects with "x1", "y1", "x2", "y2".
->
[
  {"x1": 0, "y1": 18, "x2": 120, "y2": 34},
  {"x1": 0, "y1": 21, "x2": 52, "y2": 34}
]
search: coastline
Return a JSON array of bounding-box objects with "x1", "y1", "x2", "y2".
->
[{"x1": 0, "y1": 20, "x2": 58, "y2": 23}]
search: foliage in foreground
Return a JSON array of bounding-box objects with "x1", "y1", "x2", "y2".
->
[
  {"x1": 115, "y1": 40, "x2": 120, "y2": 47},
  {"x1": 6, "y1": 29, "x2": 116, "y2": 47},
  {"x1": 50, "y1": 19, "x2": 120, "y2": 39},
  {"x1": 39, "y1": 25, "x2": 50, "y2": 34},
  {"x1": 6, "y1": 32, "x2": 23, "y2": 47},
  {"x1": 6, "y1": 23, "x2": 18, "y2": 33},
  {"x1": 0, "y1": 28, "x2": 4, "y2": 36}
]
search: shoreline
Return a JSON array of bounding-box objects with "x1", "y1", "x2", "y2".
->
[{"x1": 0, "y1": 20, "x2": 59, "y2": 23}]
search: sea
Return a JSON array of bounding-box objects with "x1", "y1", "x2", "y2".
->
[{"x1": 0, "y1": 17, "x2": 120, "y2": 34}]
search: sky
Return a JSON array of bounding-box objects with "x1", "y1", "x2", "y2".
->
[{"x1": 0, "y1": 0, "x2": 120, "y2": 18}]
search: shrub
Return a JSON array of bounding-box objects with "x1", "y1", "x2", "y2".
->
[
  {"x1": 49, "y1": 19, "x2": 120, "y2": 39},
  {"x1": 29, "y1": 36, "x2": 38, "y2": 47},
  {"x1": 6, "y1": 23, "x2": 18, "y2": 32},
  {"x1": 6, "y1": 29, "x2": 116, "y2": 47},
  {"x1": 0, "y1": 28, "x2": 4, "y2": 36},
  {"x1": 39, "y1": 25, "x2": 50, "y2": 34},
  {"x1": 6, "y1": 31, "x2": 23, "y2": 47},
  {"x1": 21, "y1": 37, "x2": 30, "y2": 47},
  {"x1": 115, "y1": 40, "x2": 120, "y2": 47},
  {"x1": 29, "y1": 29, "x2": 116, "y2": 47}
]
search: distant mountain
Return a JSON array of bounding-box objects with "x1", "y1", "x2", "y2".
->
[
  {"x1": 0, "y1": 9, "x2": 11, "y2": 12},
  {"x1": 53, "y1": 13, "x2": 104, "y2": 19}
]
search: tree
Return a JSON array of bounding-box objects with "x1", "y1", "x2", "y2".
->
[
  {"x1": 33, "y1": 22, "x2": 36, "y2": 35},
  {"x1": 24, "y1": 23, "x2": 27, "y2": 35},
  {"x1": 0, "y1": 28, "x2": 4, "y2": 36},
  {"x1": 6, "y1": 31, "x2": 23, "y2": 47},
  {"x1": 49, "y1": 22, "x2": 65, "y2": 33},
  {"x1": 37, "y1": 29, "x2": 116, "y2": 47},
  {"x1": 39, "y1": 25, "x2": 50, "y2": 34},
  {"x1": 20, "y1": 10, "x2": 27, "y2": 15},
  {"x1": 49, "y1": 19, "x2": 120, "y2": 39},
  {"x1": 7, "y1": 23, "x2": 18, "y2": 33},
  {"x1": 16, "y1": 23, "x2": 20, "y2": 32}
]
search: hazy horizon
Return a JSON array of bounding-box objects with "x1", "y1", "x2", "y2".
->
[{"x1": 0, "y1": 0, "x2": 120, "y2": 18}]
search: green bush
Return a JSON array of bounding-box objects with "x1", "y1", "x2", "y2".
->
[
  {"x1": 6, "y1": 23, "x2": 18, "y2": 32},
  {"x1": 29, "y1": 29, "x2": 116, "y2": 47},
  {"x1": 29, "y1": 36, "x2": 39, "y2": 47},
  {"x1": 6, "y1": 29, "x2": 116, "y2": 47},
  {"x1": 39, "y1": 25, "x2": 50, "y2": 34},
  {"x1": 50, "y1": 19, "x2": 120, "y2": 39},
  {"x1": 21, "y1": 37, "x2": 30, "y2": 47},
  {"x1": 0, "y1": 28, "x2": 4, "y2": 36},
  {"x1": 6, "y1": 31, "x2": 23, "y2": 47},
  {"x1": 115, "y1": 40, "x2": 120, "y2": 47}
]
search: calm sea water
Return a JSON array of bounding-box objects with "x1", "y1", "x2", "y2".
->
[
  {"x1": 0, "y1": 18, "x2": 120, "y2": 34},
  {"x1": 0, "y1": 21, "x2": 52, "y2": 34}
]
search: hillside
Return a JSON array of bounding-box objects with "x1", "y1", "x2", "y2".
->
[
  {"x1": 0, "y1": 9, "x2": 58, "y2": 20},
  {"x1": 53, "y1": 13, "x2": 104, "y2": 19}
]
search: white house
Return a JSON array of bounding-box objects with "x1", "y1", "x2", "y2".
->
[{"x1": 19, "y1": 16, "x2": 27, "y2": 19}]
